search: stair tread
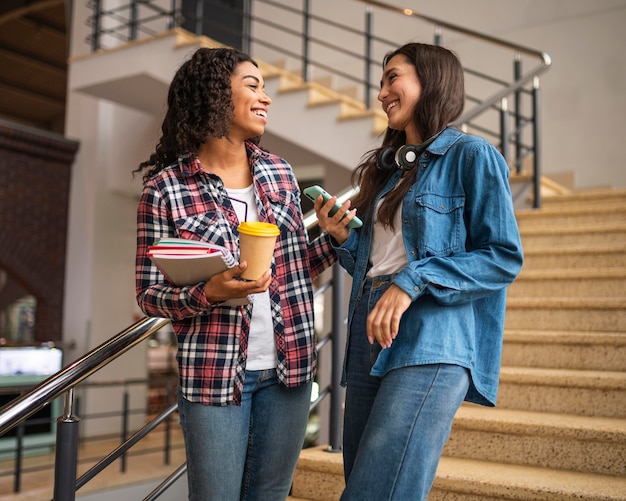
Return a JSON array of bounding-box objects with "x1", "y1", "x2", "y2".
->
[
  {"x1": 506, "y1": 296, "x2": 625, "y2": 308},
  {"x1": 436, "y1": 456, "x2": 626, "y2": 500},
  {"x1": 517, "y1": 267, "x2": 626, "y2": 278},
  {"x1": 456, "y1": 406, "x2": 626, "y2": 438},
  {"x1": 505, "y1": 329, "x2": 626, "y2": 344},
  {"x1": 500, "y1": 366, "x2": 626, "y2": 388},
  {"x1": 522, "y1": 243, "x2": 626, "y2": 255}
]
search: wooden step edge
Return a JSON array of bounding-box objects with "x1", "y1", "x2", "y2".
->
[
  {"x1": 499, "y1": 366, "x2": 626, "y2": 390},
  {"x1": 504, "y1": 329, "x2": 626, "y2": 345},
  {"x1": 455, "y1": 406, "x2": 626, "y2": 441},
  {"x1": 435, "y1": 456, "x2": 626, "y2": 501}
]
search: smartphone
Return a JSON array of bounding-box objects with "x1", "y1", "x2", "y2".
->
[{"x1": 303, "y1": 185, "x2": 363, "y2": 229}]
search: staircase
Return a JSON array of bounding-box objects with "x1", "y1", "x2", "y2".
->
[{"x1": 290, "y1": 188, "x2": 626, "y2": 500}]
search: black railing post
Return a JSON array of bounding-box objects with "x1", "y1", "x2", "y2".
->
[
  {"x1": 91, "y1": 0, "x2": 101, "y2": 51},
  {"x1": 13, "y1": 422, "x2": 25, "y2": 493},
  {"x1": 168, "y1": 0, "x2": 179, "y2": 30},
  {"x1": 434, "y1": 26, "x2": 442, "y2": 46},
  {"x1": 242, "y1": 0, "x2": 252, "y2": 54},
  {"x1": 129, "y1": 0, "x2": 138, "y2": 41},
  {"x1": 328, "y1": 265, "x2": 346, "y2": 453},
  {"x1": 194, "y1": 0, "x2": 204, "y2": 36},
  {"x1": 302, "y1": 0, "x2": 310, "y2": 82},
  {"x1": 532, "y1": 76, "x2": 542, "y2": 209},
  {"x1": 120, "y1": 390, "x2": 129, "y2": 472},
  {"x1": 364, "y1": 6, "x2": 373, "y2": 109},
  {"x1": 500, "y1": 97, "x2": 510, "y2": 164},
  {"x1": 53, "y1": 388, "x2": 80, "y2": 501},
  {"x1": 513, "y1": 52, "x2": 522, "y2": 173}
]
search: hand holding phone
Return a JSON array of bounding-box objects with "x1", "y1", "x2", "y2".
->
[{"x1": 303, "y1": 185, "x2": 363, "y2": 229}]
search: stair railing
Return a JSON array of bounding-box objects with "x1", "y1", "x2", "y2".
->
[
  {"x1": 0, "y1": 193, "x2": 355, "y2": 499},
  {"x1": 85, "y1": 0, "x2": 551, "y2": 207}
]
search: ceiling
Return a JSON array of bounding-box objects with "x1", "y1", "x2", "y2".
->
[{"x1": 0, "y1": 0, "x2": 68, "y2": 133}]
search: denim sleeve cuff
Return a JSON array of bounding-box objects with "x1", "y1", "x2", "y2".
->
[{"x1": 393, "y1": 269, "x2": 426, "y2": 301}]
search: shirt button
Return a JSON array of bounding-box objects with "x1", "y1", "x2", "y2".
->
[{"x1": 414, "y1": 286, "x2": 420, "y2": 292}]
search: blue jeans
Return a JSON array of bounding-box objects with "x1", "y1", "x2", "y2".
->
[
  {"x1": 178, "y1": 369, "x2": 312, "y2": 501},
  {"x1": 341, "y1": 276, "x2": 470, "y2": 501}
]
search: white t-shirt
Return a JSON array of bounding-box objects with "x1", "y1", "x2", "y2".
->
[
  {"x1": 367, "y1": 198, "x2": 408, "y2": 278},
  {"x1": 225, "y1": 185, "x2": 277, "y2": 370}
]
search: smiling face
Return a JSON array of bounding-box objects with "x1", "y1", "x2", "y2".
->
[
  {"x1": 378, "y1": 54, "x2": 422, "y2": 144},
  {"x1": 229, "y1": 61, "x2": 272, "y2": 140}
]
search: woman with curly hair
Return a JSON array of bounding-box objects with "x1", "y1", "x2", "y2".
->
[
  {"x1": 312, "y1": 42, "x2": 523, "y2": 500},
  {"x1": 134, "y1": 47, "x2": 336, "y2": 500}
]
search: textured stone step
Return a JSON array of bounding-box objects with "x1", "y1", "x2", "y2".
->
[
  {"x1": 292, "y1": 446, "x2": 344, "y2": 501},
  {"x1": 519, "y1": 222, "x2": 626, "y2": 247},
  {"x1": 522, "y1": 244, "x2": 626, "y2": 269},
  {"x1": 505, "y1": 297, "x2": 626, "y2": 332},
  {"x1": 293, "y1": 446, "x2": 626, "y2": 501},
  {"x1": 431, "y1": 456, "x2": 626, "y2": 501},
  {"x1": 508, "y1": 268, "x2": 626, "y2": 297},
  {"x1": 503, "y1": 329, "x2": 626, "y2": 371},
  {"x1": 445, "y1": 406, "x2": 626, "y2": 476},
  {"x1": 541, "y1": 189, "x2": 626, "y2": 209},
  {"x1": 516, "y1": 203, "x2": 626, "y2": 229},
  {"x1": 497, "y1": 367, "x2": 626, "y2": 417}
]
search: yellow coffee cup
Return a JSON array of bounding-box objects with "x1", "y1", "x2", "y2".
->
[{"x1": 237, "y1": 221, "x2": 280, "y2": 280}]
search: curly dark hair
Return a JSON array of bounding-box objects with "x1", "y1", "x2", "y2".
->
[
  {"x1": 351, "y1": 43, "x2": 465, "y2": 228},
  {"x1": 134, "y1": 47, "x2": 259, "y2": 183}
]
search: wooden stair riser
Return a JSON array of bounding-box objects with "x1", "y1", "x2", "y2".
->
[
  {"x1": 508, "y1": 275, "x2": 626, "y2": 298},
  {"x1": 496, "y1": 376, "x2": 626, "y2": 418},
  {"x1": 443, "y1": 427, "x2": 626, "y2": 477},
  {"x1": 502, "y1": 333, "x2": 626, "y2": 372},
  {"x1": 541, "y1": 191, "x2": 626, "y2": 210}
]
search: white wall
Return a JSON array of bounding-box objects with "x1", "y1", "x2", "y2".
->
[{"x1": 252, "y1": 0, "x2": 626, "y2": 190}]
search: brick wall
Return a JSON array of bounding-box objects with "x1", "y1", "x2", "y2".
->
[{"x1": 0, "y1": 120, "x2": 79, "y2": 343}]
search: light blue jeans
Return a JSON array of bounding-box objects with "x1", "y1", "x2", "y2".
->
[
  {"x1": 341, "y1": 277, "x2": 470, "y2": 501},
  {"x1": 178, "y1": 369, "x2": 312, "y2": 501}
]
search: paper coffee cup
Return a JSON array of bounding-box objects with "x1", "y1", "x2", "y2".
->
[{"x1": 238, "y1": 222, "x2": 280, "y2": 280}]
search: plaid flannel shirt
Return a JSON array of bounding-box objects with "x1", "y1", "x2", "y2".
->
[{"x1": 135, "y1": 142, "x2": 336, "y2": 405}]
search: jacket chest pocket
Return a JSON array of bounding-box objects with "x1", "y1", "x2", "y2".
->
[{"x1": 414, "y1": 194, "x2": 465, "y2": 255}]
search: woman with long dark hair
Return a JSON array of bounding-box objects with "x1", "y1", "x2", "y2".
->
[{"x1": 312, "y1": 42, "x2": 523, "y2": 500}]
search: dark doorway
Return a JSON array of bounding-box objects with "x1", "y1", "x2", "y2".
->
[{"x1": 181, "y1": 0, "x2": 245, "y2": 50}]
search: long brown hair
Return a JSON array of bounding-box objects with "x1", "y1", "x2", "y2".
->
[{"x1": 351, "y1": 43, "x2": 465, "y2": 228}]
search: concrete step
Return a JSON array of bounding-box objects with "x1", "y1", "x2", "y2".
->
[
  {"x1": 292, "y1": 446, "x2": 344, "y2": 501},
  {"x1": 521, "y1": 243, "x2": 626, "y2": 269},
  {"x1": 502, "y1": 329, "x2": 626, "y2": 371},
  {"x1": 519, "y1": 222, "x2": 626, "y2": 248},
  {"x1": 430, "y1": 456, "x2": 626, "y2": 501},
  {"x1": 541, "y1": 189, "x2": 626, "y2": 210},
  {"x1": 497, "y1": 367, "x2": 626, "y2": 417},
  {"x1": 292, "y1": 445, "x2": 626, "y2": 501},
  {"x1": 516, "y1": 204, "x2": 626, "y2": 230},
  {"x1": 508, "y1": 268, "x2": 626, "y2": 297},
  {"x1": 504, "y1": 297, "x2": 626, "y2": 332},
  {"x1": 445, "y1": 406, "x2": 626, "y2": 477}
]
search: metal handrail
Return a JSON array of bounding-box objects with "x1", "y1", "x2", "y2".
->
[{"x1": 0, "y1": 316, "x2": 169, "y2": 436}]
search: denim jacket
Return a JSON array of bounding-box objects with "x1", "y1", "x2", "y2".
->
[{"x1": 334, "y1": 127, "x2": 523, "y2": 406}]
